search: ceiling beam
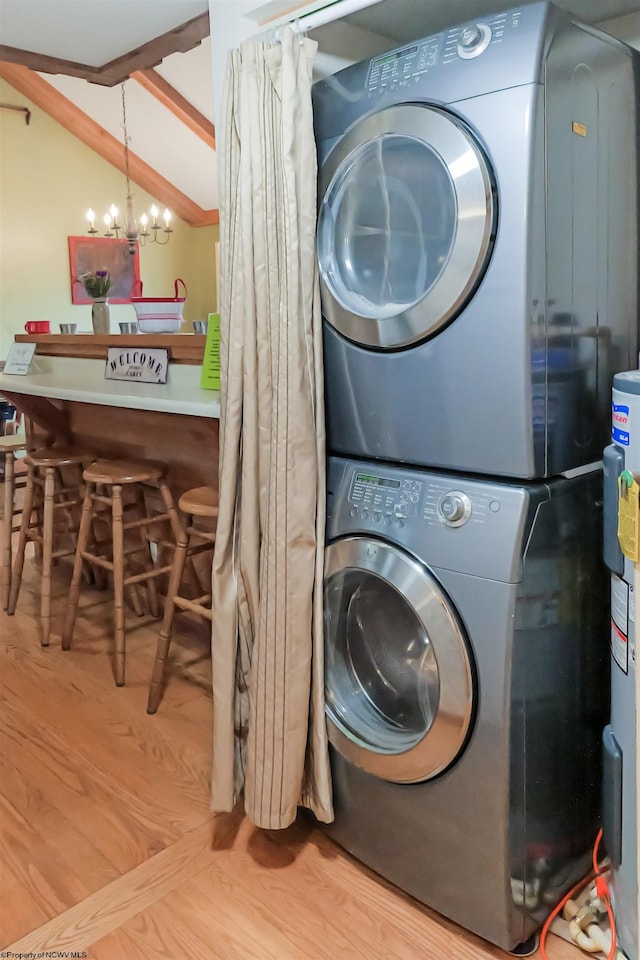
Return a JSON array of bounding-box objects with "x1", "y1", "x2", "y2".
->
[
  {"x1": 0, "y1": 45, "x2": 104, "y2": 83},
  {"x1": 96, "y1": 13, "x2": 210, "y2": 87},
  {"x1": 132, "y1": 69, "x2": 215, "y2": 150},
  {"x1": 0, "y1": 13, "x2": 210, "y2": 88},
  {"x1": 0, "y1": 62, "x2": 218, "y2": 227}
]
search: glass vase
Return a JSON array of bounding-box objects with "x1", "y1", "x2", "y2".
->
[{"x1": 91, "y1": 298, "x2": 111, "y2": 334}]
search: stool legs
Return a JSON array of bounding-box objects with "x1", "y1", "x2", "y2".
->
[
  {"x1": 7, "y1": 449, "x2": 88, "y2": 643},
  {"x1": 112, "y1": 484, "x2": 126, "y2": 686},
  {"x1": 147, "y1": 484, "x2": 215, "y2": 715},
  {"x1": 158, "y1": 481, "x2": 185, "y2": 545},
  {"x1": 39, "y1": 466, "x2": 56, "y2": 645},
  {"x1": 7, "y1": 470, "x2": 35, "y2": 621},
  {"x1": 62, "y1": 483, "x2": 95, "y2": 651},
  {"x1": 135, "y1": 485, "x2": 160, "y2": 619},
  {"x1": 1, "y1": 451, "x2": 14, "y2": 610},
  {"x1": 147, "y1": 480, "x2": 187, "y2": 710},
  {"x1": 147, "y1": 531, "x2": 189, "y2": 714},
  {"x1": 63, "y1": 481, "x2": 129, "y2": 686},
  {"x1": 126, "y1": 578, "x2": 145, "y2": 618},
  {"x1": 63, "y1": 466, "x2": 186, "y2": 691}
]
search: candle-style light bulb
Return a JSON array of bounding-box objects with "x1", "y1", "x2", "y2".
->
[
  {"x1": 150, "y1": 204, "x2": 159, "y2": 226},
  {"x1": 103, "y1": 213, "x2": 111, "y2": 226},
  {"x1": 163, "y1": 209, "x2": 171, "y2": 225},
  {"x1": 109, "y1": 204, "x2": 119, "y2": 221},
  {"x1": 86, "y1": 208, "x2": 95, "y2": 227},
  {"x1": 140, "y1": 213, "x2": 148, "y2": 226}
]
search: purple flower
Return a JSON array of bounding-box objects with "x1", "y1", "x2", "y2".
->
[{"x1": 78, "y1": 270, "x2": 111, "y2": 298}]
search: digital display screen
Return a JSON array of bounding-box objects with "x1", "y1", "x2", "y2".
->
[
  {"x1": 373, "y1": 46, "x2": 418, "y2": 68},
  {"x1": 355, "y1": 473, "x2": 401, "y2": 489}
]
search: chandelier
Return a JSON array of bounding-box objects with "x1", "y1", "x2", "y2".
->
[{"x1": 85, "y1": 83, "x2": 173, "y2": 252}]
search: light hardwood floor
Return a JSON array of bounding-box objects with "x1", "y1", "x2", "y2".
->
[{"x1": 0, "y1": 549, "x2": 584, "y2": 959}]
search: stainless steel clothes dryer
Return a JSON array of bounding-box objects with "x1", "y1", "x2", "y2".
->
[
  {"x1": 324, "y1": 455, "x2": 608, "y2": 952},
  {"x1": 313, "y1": 2, "x2": 640, "y2": 479}
]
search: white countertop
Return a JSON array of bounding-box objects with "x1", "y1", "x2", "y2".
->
[{"x1": 0, "y1": 356, "x2": 220, "y2": 419}]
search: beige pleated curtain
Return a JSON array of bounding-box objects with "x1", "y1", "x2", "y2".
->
[{"x1": 210, "y1": 28, "x2": 333, "y2": 829}]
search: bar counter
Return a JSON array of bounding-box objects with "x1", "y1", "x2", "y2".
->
[{"x1": 0, "y1": 334, "x2": 220, "y2": 492}]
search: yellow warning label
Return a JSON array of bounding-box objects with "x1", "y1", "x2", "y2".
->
[
  {"x1": 618, "y1": 474, "x2": 640, "y2": 560},
  {"x1": 572, "y1": 121, "x2": 587, "y2": 137}
]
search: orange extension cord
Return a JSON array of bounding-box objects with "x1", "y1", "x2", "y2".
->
[{"x1": 539, "y1": 829, "x2": 618, "y2": 960}]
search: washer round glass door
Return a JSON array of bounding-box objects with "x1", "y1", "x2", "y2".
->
[
  {"x1": 324, "y1": 536, "x2": 475, "y2": 783},
  {"x1": 318, "y1": 104, "x2": 496, "y2": 349}
]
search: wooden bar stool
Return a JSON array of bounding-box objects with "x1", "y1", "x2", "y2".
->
[
  {"x1": 147, "y1": 485, "x2": 218, "y2": 714},
  {"x1": 7, "y1": 447, "x2": 93, "y2": 644},
  {"x1": 62, "y1": 459, "x2": 185, "y2": 687},
  {"x1": 0, "y1": 433, "x2": 28, "y2": 610}
]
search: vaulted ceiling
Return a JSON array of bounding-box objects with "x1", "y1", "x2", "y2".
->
[{"x1": 0, "y1": 1, "x2": 217, "y2": 224}]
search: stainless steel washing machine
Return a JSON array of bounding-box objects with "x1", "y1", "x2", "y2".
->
[
  {"x1": 314, "y1": 2, "x2": 639, "y2": 478},
  {"x1": 324, "y1": 455, "x2": 608, "y2": 951}
]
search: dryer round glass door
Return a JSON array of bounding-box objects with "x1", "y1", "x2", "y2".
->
[
  {"x1": 324, "y1": 536, "x2": 475, "y2": 783},
  {"x1": 318, "y1": 104, "x2": 496, "y2": 349}
]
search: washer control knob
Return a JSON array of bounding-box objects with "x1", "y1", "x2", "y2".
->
[
  {"x1": 438, "y1": 492, "x2": 472, "y2": 527},
  {"x1": 457, "y1": 23, "x2": 491, "y2": 59},
  {"x1": 460, "y1": 24, "x2": 483, "y2": 48}
]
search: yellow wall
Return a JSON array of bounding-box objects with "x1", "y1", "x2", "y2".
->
[{"x1": 0, "y1": 78, "x2": 218, "y2": 358}]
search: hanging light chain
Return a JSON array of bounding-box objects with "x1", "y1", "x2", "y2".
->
[
  {"x1": 119, "y1": 81, "x2": 138, "y2": 250},
  {"x1": 121, "y1": 82, "x2": 133, "y2": 198}
]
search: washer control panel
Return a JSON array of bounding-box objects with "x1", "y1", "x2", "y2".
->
[
  {"x1": 348, "y1": 471, "x2": 500, "y2": 530},
  {"x1": 437, "y1": 491, "x2": 472, "y2": 527},
  {"x1": 349, "y1": 470, "x2": 423, "y2": 529},
  {"x1": 423, "y1": 480, "x2": 500, "y2": 528},
  {"x1": 332, "y1": 460, "x2": 530, "y2": 584}
]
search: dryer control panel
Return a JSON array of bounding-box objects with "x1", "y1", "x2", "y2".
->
[
  {"x1": 365, "y1": 8, "x2": 523, "y2": 96},
  {"x1": 367, "y1": 39, "x2": 441, "y2": 94},
  {"x1": 444, "y1": 9, "x2": 523, "y2": 63}
]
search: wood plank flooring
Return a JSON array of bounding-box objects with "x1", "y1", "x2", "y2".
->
[{"x1": 0, "y1": 547, "x2": 584, "y2": 959}]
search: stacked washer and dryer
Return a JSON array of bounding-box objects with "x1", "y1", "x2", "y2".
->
[{"x1": 313, "y1": 1, "x2": 640, "y2": 954}]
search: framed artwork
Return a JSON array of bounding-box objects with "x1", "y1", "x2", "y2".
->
[{"x1": 68, "y1": 236, "x2": 140, "y2": 304}]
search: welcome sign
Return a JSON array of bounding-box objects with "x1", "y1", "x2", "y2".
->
[{"x1": 105, "y1": 347, "x2": 169, "y2": 384}]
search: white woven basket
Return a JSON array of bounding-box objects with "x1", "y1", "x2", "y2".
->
[{"x1": 131, "y1": 278, "x2": 187, "y2": 333}]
